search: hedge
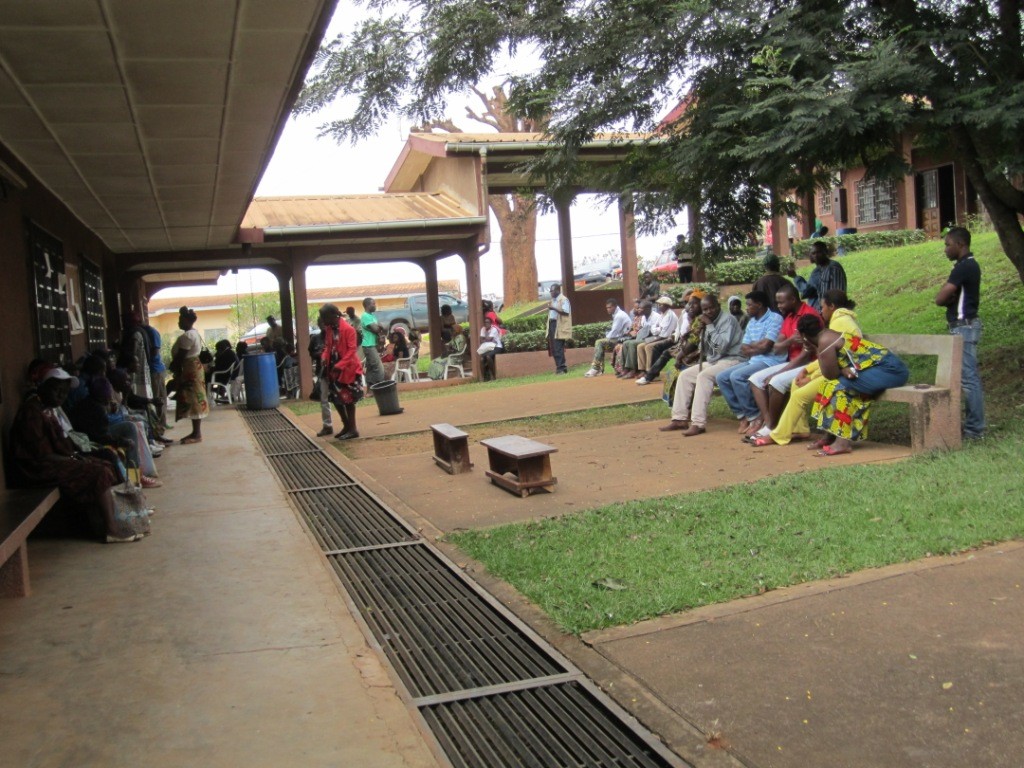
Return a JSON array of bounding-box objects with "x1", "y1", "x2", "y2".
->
[
  {"x1": 502, "y1": 313, "x2": 548, "y2": 333},
  {"x1": 791, "y1": 228, "x2": 927, "y2": 259},
  {"x1": 706, "y1": 257, "x2": 796, "y2": 285},
  {"x1": 503, "y1": 322, "x2": 610, "y2": 352}
]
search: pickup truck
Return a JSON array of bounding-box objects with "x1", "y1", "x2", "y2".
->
[{"x1": 374, "y1": 293, "x2": 470, "y2": 334}]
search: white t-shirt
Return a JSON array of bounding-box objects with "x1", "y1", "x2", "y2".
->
[{"x1": 172, "y1": 328, "x2": 203, "y2": 358}]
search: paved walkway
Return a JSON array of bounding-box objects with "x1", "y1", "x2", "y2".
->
[{"x1": 0, "y1": 408, "x2": 439, "y2": 768}]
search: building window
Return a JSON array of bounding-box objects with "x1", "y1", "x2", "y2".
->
[
  {"x1": 856, "y1": 177, "x2": 899, "y2": 225},
  {"x1": 817, "y1": 188, "x2": 832, "y2": 216},
  {"x1": 27, "y1": 222, "x2": 72, "y2": 365},
  {"x1": 204, "y1": 328, "x2": 228, "y2": 343},
  {"x1": 81, "y1": 258, "x2": 108, "y2": 350},
  {"x1": 921, "y1": 169, "x2": 939, "y2": 209}
]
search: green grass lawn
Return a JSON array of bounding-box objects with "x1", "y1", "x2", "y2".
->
[{"x1": 450, "y1": 230, "x2": 1024, "y2": 635}]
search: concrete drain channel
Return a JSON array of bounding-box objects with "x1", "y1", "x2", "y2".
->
[{"x1": 242, "y1": 409, "x2": 688, "y2": 767}]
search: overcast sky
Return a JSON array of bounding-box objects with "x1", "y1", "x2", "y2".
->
[{"x1": 156, "y1": 2, "x2": 680, "y2": 304}]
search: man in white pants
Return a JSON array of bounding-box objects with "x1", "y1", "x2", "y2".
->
[{"x1": 659, "y1": 294, "x2": 744, "y2": 437}]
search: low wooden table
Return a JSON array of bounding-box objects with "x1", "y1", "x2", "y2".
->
[
  {"x1": 431, "y1": 423, "x2": 473, "y2": 475},
  {"x1": 479, "y1": 435, "x2": 558, "y2": 497},
  {"x1": 0, "y1": 487, "x2": 60, "y2": 598}
]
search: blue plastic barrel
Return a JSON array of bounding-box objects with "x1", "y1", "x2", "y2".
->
[
  {"x1": 243, "y1": 353, "x2": 280, "y2": 410},
  {"x1": 836, "y1": 227, "x2": 858, "y2": 235}
]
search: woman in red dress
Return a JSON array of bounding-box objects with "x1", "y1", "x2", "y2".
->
[{"x1": 319, "y1": 304, "x2": 364, "y2": 440}]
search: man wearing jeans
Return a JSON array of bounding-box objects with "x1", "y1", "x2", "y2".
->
[
  {"x1": 715, "y1": 290, "x2": 785, "y2": 433},
  {"x1": 935, "y1": 226, "x2": 984, "y2": 439}
]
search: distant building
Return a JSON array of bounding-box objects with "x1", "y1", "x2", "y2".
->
[{"x1": 147, "y1": 280, "x2": 462, "y2": 342}]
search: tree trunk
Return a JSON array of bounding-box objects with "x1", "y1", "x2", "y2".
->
[
  {"x1": 490, "y1": 193, "x2": 539, "y2": 305},
  {"x1": 952, "y1": 127, "x2": 1024, "y2": 284}
]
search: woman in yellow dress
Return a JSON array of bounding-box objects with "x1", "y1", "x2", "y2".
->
[{"x1": 797, "y1": 314, "x2": 909, "y2": 456}]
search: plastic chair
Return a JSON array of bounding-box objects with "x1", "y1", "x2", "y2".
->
[
  {"x1": 393, "y1": 345, "x2": 421, "y2": 383},
  {"x1": 442, "y1": 351, "x2": 470, "y2": 380},
  {"x1": 209, "y1": 360, "x2": 241, "y2": 405},
  {"x1": 278, "y1": 360, "x2": 300, "y2": 399}
]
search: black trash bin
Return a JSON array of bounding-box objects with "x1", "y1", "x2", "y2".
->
[{"x1": 370, "y1": 380, "x2": 403, "y2": 416}]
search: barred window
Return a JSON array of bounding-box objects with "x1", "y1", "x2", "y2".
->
[
  {"x1": 856, "y1": 177, "x2": 899, "y2": 225},
  {"x1": 27, "y1": 222, "x2": 72, "y2": 365},
  {"x1": 81, "y1": 258, "x2": 108, "y2": 350},
  {"x1": 817, "y1": 189, "x2": 832, "y2": 216}
]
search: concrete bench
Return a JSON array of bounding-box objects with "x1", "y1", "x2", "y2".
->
[
  {"x1": 0, "y1": 488, "x2": 60, "y2": 597},
  {"x1": 430, "y1": 423, "x2": 473, "y2": 475},
  {"x1": 480, "y1": 435, "x2": 558, "y2": 497},
  {"x1": 872, "y1": 334, "x2": 963, "y2": 452}
]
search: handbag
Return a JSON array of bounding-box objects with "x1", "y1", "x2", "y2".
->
[
  {"x1": 477, "y1": 341, "x2": 497, "y2": 355},
  {"x1": 110, "y1": 464, "x2": 151, "y2": 541},
  {"x1": 309, "y1": 377, "x2": 322, "y2": 401}
]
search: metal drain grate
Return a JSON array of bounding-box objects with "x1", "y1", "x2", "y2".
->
[
  {"x1": 421, "y1": 681, "x2": 672, "y2": 768},
  {"x1": 268, "y1": 452, "x2": 355, "y2": 490},
  {"x1": 291, "y1": 486, "x2": 417, "y2": 551},
  {"x1": 328, "y1": 544, "x2": 565, "y2": 697},
  {"x1": 240, "y1": 409, "x2": 293, "y2": 432},
  {"x1": 243, "y1": 409, "x2": 686, "y2": 768},
  {"x1": 254, "y1": 429, "x2": 322, "y2": 456}
]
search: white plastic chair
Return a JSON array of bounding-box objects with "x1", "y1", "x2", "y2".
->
[
  {"x1": 209, "y1": 360, "x2": 241, "y2": 406},
  {"x1": 393, "y1": 345, "x2": 421, "y2": 383},
  {"x1": 442, "y1": 351, "x2": 470, "y2": 380}
]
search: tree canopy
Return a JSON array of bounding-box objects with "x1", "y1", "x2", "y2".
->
[{"x1": 296, "y1": 0, "x2": 1024, "y2": 279}]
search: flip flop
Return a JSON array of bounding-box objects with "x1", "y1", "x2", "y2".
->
[
  {"x1": 750, "y1": 435, "x2": 777, "y2": 447},
  {"x1": 816, "y1": 444, "x2": 852, "y2": 457},
  {"x1": 180, "y1": 436, "x2": 202, "y2": 445},
  {"x1": 807, "y1": 437, "x2": 833, "y2": 450}
]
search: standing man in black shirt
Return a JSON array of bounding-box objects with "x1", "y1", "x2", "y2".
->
[{"x1": 935, "y1": 226, "x2": 984, "y2": 439}]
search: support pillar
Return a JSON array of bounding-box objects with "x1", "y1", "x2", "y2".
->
[
  {"x1": 275, "y1": 268, "x2": 294, "y2": 347},
  {"x1": 618, "y1": 194, "x2": 639, "y2": 304},
  {"x1": 555, "y1": 195, "x2": 575, "y2": 298},
  {"x1": 899, "y1": 133, "x2": 918, "y2": 230},
  {"x1": 422, "y1": 259, "x2": 443, "y2": 359},
  {"x1": 292, "y1": 256, "x2": 312, "y2": 397},
  {"x1": 461, "y1": 243, "x2": 484, "y2": 380}
]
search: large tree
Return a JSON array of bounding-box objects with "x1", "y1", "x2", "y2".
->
[
  {"x1": 296, "y1": 0, "x2": 1024, "y2": 282},
  {"x1": 413, "y1": 85, "x2": 542, "y2": 306}
]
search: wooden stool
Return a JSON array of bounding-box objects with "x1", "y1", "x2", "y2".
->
[
  {"x1": 431, "y1": 423, "x2": 473, "y2": 474},
  {"x1": 480, "y1": 435, "x2": 557, "y2": 497}
]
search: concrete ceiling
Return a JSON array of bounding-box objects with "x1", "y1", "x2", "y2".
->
[{"x1": 0, "y1": 0, "x2": 334, "y2": 254}]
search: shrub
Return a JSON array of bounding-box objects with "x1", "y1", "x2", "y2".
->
[
  {"x1": 503, "y1": 322, "x2": 610, "y2": 352},
  {"x1": 663, "y1": 282, "x2": 720, "y2": 305},
  {"x1": 791, "y1": 229, "x2": 927, "y2": 259},
  {"x1": 502, "y1": 313, "x2": 548, "y2": 333},
  {"x1": 706, "y1": 257, "x2": 795, "y2": 285}
]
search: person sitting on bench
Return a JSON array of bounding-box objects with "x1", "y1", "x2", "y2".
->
[
  {"x1": 796, "y1": 314, "x2": 909, "y2": 456},
  {"x1": 10, "y1": 366, "x2": 140, "y2": 543}
]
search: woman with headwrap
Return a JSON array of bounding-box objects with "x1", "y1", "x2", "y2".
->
[{"x1": 169, "y1": 306, "x2": 209, "y2": 444}]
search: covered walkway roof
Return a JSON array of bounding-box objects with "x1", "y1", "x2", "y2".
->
[{"x1": 0, "y1": 0, "x2": 335, "y2": 255}]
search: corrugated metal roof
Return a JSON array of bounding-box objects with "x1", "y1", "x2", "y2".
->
[
  {"x1": 241, "y1": 192, "x2": 476, "y2": 230},
  {"x1": 147, "y1": 280, "x2": 463, "y2": 313}
]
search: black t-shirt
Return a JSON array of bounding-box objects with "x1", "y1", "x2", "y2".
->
[{"x1": 945, "y1": 254, "x2": 981, "y2": 323}]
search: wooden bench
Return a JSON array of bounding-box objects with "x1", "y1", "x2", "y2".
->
[
  {"x1": 0, "y1": 487, "x2": 60, "y2": 598},
  {"x1": 480, "y1": 435, "x2": 558, "y2": 497},
  {"x1": 430, "y1": 423, "x2": 473, "y2": 474},
  {"x1": 872, "y1": 333, "x2": 963, "y2": 452}
]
